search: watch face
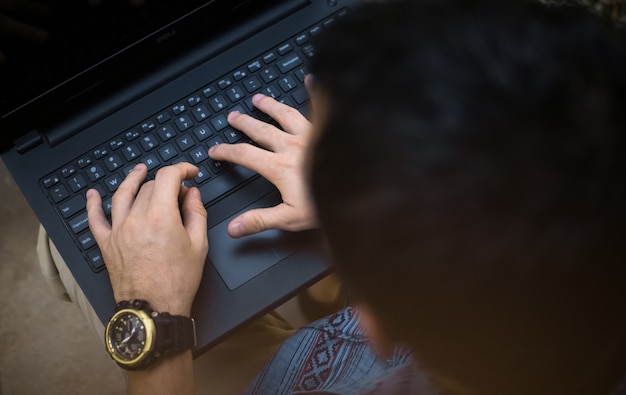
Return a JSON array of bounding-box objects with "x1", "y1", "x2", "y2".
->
[{"x1": 105, "y1": 309, "x2": 155, "y2": 366}]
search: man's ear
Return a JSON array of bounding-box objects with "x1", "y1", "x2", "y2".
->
[{"x1": 358, "y1": 304, "x2": 396, "y2": 358}]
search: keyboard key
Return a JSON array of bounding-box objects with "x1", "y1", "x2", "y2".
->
[
  {"x1": 194, "y1": 165, "x2": 211, "y2": 184},
  {"x1": 87, "y1": 249, "x2": 105, "y2": 270},
  {"x1": 198, "y1": 174, "x2": 234, "y2": 204},
  {"x1": 260, "y1": 67, "x2": 278, "y2": 83},
  {"x1": 61, "y1": 165, "x2": 77, "y2": 178},
  {"x1": 224, "y1": 128, "x2": 245, "y2": 143},
  {"x1": 102, "y1": 197, "x2": 112, "y2": 215},
  {"x1": 158, "y1": 144, "x2": 178, "y2": 162},
  {"x1": 295, "y1": 33, "x2": 308, "y2": 46},
  {"x1": 209, "y1": 160, "x2": 228, "y2": 174},
  {"x1": 156, "y1": 111, "x2": 171, "y2": 124},
  {"x1": 86, "y1": 164, "x2": 106, "y2": 182},
  {"x1": 104, "y1": 173, "x2": 123, "y2": 192},
  {"x1": 309, "y1": 26, "x2": 322, "y2": 36},
  {"x1": 93, "y1": 147, "x2": 109, "y2": 159},
  {"x1": 244, "y1": 76, "x2": 262, "y2": 93},
  {"x1": 218, "y1": 78, "x2": 233, "y2": 89},
  {"x1": 247, "y1": 60, "x2": 262, "y2": 72},
  {"x1": 198, "y1": 165, "x2": 256, "y2": 205},
  {"x1": 192, "y1": 105, "x2": 211, "y2": 122},
  {"x1": 69, "y1": 212, "x2": 89, "y2": 234},
  {"x1": 76, "y1": 156, "x2": 93, "y2": 168},
  {"x1": 68, "y1": 174, "x2": 88, "y2": 193},
  {"x1": 208, "y1": 95, "x2": 228, "y2": 112},
  {"x1": 210, "y1": 114, "x2": 229, "y2": 132},
  {"x1": 302, "y1": 44, "x2": 315, "y2": 58},
  {"x1": 193, "y1": 124, "x2": 212, "y2": 141},
  {"x1": 176, "y1": 134, "x2": 195, "y2": 151},
  {"x1": 174, "y1": 115, "x2": 194, "y2": 132},
  {"x1": 140, "y1": 120, "x2": 156, "y2": 133},
  {"x1": 122, "y1": 144, "x2": 141, "y2": 161},
  {"x1": 59, "y1": 195, "x2": 86, "y2": 218},
  {"x1": 278, "y1": 76, "x2": 297, "y2": 92},
  {"x1": 277, "y1": 54, "x2": 303, "y2": 73},
  {"x1": 262, "y1": 52, "x2": 277, "y2": 64},
  {"x1": 277, "y1": 43, "x2": 292, "y2": 55},
  {"x1": 202, "y1": 86, "x2": 216, "y2": 98},
  {"x1": 50, "y1": 185, "x2": 69, "y2": 203},
  {"x1": 189, "y1": 147, "x2": 209, "y2": 164},
  {"x1": 206, "y1": 136, "x2": 224, "y2": 149},
  {"x1": 125, "y1": 129, "x2": 141, "y2": 141},
  {"x1": 187, "y1": 95, "x2": 202, "y2": 106},
  {"x1": 294, "y1": 67, "x2": 308, "y2": 83},
  {"x1": 104, "y1": 154, "x2": 123, "y2": 171},
  {"x1": 141, "y1": 154, "x2": 160, "y2": 170},
  {"x1": 262, "y1": 85, "x2": 281, "y2": 99},
  {"x1": 172, "y1": 104, "x2": 187, "y2": 115},
  {"x1": 233, "y1": 70, "x2": 247, "y2": 81},
  {"x1": 42, "y1": 174, "x2": 60, "y2": 188},
  {"x1": 140, "y1": 135, "x2": 159, "y2": 151},
  {"x1": 78, "y1": 231, "x2": 97, "y2": 250},
  {"x1": 291, "y1": 86, "x2": 309, "y2": 105},
  {"x1": 226, "y1": 86, "x2": 245, "y2": 102},
  {"x1": 155, "y1": 124, "x2": 176, "y2": 141},
  {"x1": 90, "y1": 183, "x2": 107, "y2": 199}
]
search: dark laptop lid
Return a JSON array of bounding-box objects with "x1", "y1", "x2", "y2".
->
[{"x1": 0, "y1": 0, "x2": 273, "y2": 152}]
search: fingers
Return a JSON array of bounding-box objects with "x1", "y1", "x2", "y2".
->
[
  {"x1": 151, "y1": 162, "x2": 199, "y2": 210},
  {"x1": 208, "y1": 142, "x2": 275, "y2": 180},
  {"x1": 248, "y1": 94, "x2": 310, "y2": 135},
  {"x1": 227, "y1": 204, "x2": 299, "y2": 238},
  {"x1": 227, "y1": 111, "x2": 285, "y2": 151},
  {"x1": 110, "y1": 163, "x2": 148, "y2": 222},
  {"x1": 86, "y1": 188, "x2": 111, "y2": 245}
]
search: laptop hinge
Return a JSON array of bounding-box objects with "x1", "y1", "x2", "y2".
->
[{"x1": 14, "y1": 130, "x2": 43, "y2": 154}]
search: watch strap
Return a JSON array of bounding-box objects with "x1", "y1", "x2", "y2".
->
[{"x1": 153, "y1": 312, "x2": 197, "y2": 357}]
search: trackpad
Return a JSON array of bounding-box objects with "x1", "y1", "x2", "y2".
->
[{"x1": 207, "y1": 194, "x2": 305, "y2": 290}]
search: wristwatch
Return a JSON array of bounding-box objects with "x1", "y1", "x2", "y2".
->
[{"x1": 104, "y1": 299, "x2": 196, "y2": 370}]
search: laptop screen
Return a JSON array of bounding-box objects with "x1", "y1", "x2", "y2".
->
[{"x1": 0, "y1": 0, "x2": 268, "y2": 149}]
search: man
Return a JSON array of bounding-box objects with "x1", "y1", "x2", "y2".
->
[{"x1": 80, "y1": 0, "x2": 626, "y2": 393}]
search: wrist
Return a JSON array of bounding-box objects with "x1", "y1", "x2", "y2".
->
[{"x1": 114, "y1": 293, "x2": 192, "y2": 317}]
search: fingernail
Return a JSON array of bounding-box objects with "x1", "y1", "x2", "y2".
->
[
  {"x1": 208, "y1": 145, "x2": 217, "y2": 156},
  {"x1": 252, "y1": 93, "x2": 266, "y2": 104},
  {"x1": 228, "y1": 111, "x2": 240, "y2": 120},
  {"x1": 86, "y1": 189, "x2": 98, "y2": 199},
  {"x1": 230, "y1": 222, "x2": 244, "y2": 238}
]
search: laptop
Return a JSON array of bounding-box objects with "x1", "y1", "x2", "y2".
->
[{"x1": 0, "y1": 0, "x2": 358, "y2": 355}]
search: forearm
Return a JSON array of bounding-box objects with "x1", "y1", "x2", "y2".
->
[{"x1": 126, "y1": 350, "x2": 195, "y2": 395}]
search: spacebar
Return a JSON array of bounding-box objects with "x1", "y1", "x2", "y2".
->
[{"x1": 198, "y1": 165, "x2": 258, "y2": 205}]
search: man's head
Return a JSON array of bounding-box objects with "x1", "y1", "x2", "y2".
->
[{"x1": 308, "y1": 1, "x2": 626, "y2": 394}]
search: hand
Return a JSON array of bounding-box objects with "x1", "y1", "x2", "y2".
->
[
  {"x1": 208, "y1": 92, "x2": 318, "y2": 238},
  {"x1": 86, "y1": 163, "x2": 209, "y2": 317}
]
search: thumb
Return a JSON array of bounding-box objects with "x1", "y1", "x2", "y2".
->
[
  {"x1": 227, "y1": 204, "x2": 295, "y2": 238},
  {"x1": 181, "y1": 187, "x2": 209, "y2": 249}
]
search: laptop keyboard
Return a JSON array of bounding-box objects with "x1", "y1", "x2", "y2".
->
[{"x1": 40, "y1": 8, "x2": 348, "y2": 273}]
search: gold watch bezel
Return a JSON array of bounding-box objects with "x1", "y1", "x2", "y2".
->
[{"x1": 105, "y1": 308, "x2": 156, "y2": 367}]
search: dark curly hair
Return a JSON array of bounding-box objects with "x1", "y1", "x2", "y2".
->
[{"x1": 309, "y1": 1, "x2": 626, "y2": 394}]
